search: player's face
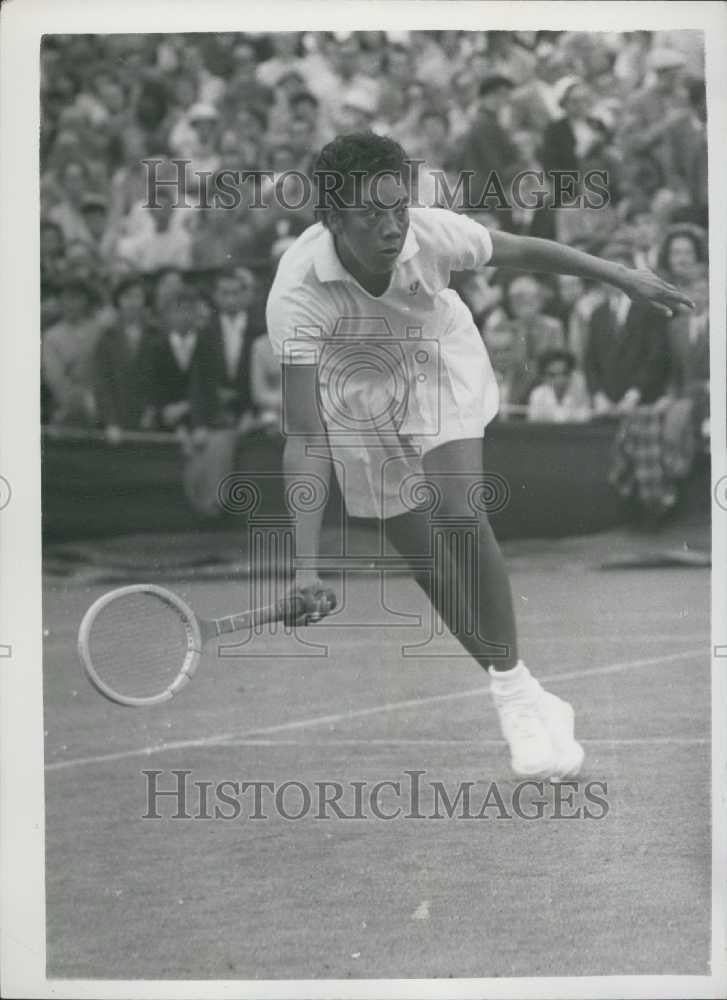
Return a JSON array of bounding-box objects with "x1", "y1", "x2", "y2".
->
[{"x1": 331, "y1": 173, "x2": 410, "y2": 276}]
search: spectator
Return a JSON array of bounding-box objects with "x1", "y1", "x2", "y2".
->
[
  {"x1": 540, "y1": 79, "x2": 599, "y2": 177},
  {"x1": 41, "y1": 220, "x2": 67, "y2": 287},
  {"x1": 505, "y1": 275, "x2": 566, "y2": 374},
  {"x1": 169, "y1": 102, "x2": 222, "y2": 193},
  {"x1": 93, "y1": 274, "x2": 157, "y2": 440},
  {"x1": 447, "y1": 69, "x2": 480, "y2": 142},
  {"x1": 222, "y1": 42, "x2": 274, "y2": 119},
  {"x1": 147, "y1": 283, "x2": 203, "y2": 431},
  {"x1": 250, "y1": 334, "x2": 283, "y2": 431},
  {"x1": 107, "y1": 131, "x2": 160, "y2": 226},
  {"x1": 527, "y1": 348, "x2": 591, "y2": 422},
  {"x1": 266, "y1": 69, "x2": 309, "y2": 138},
  {"x1": 656, "y1": 224, "x2": 707, "y2": 294},
  {"x1": 622, "y1": 47, "x2": 690, "y2": 191},
  {"x1": 627, "y1": 208, "x2": 662, "y2": 270},
  {"x1": 483, "y1": 322, "x2": 537, "y2": 418},
  {"x1": 42, "y1": 279, "x2": 105, "y2": 425},
  {"x1": 412, "y1": 31, "x2": 464, "y2": 90},
  {"x1": 191, "y1": 207, "x2": 264, "y2": 272},
  {"x1": 78, "y1": 194, "x2": 125, "y2": 270},
  {"x1": 287, "y1": 116, "x2": 319, "y2": 172},
  {"x1": 256, "y1": 32, "x2": 306, "y2": 89},
  {"x1": 508, "y1": 168, "x2": 555, "y2": 241},
  {"x1": 380, "y1": 42, "x2": 417, "y2": 101},
  {"x1": 667, "y1": 268, "x2": 708, "y2": 386},
  {"x1": 190, "y1": 268, "x2": 264, "y2": 430},
  {"x1": 41, "y1": 281, "x2": 63, "y2": 334},
  {"x1": 552, "y1": 273, "x2": 604, "y2": 369},
  {"x1": 154, "y1": 267, "x2": 185, "y2": 313},
  {"x1": 584, "y1": 242, "x2": 671, "y2": 415},
  {"x1": 335, "y1": 87, "x2": 379, "y2": 135},
  {"x1": 71, "y1": 65, "x2": 117, "y2": 127},
  {"x1": 672, "y1": 78, "x2": 707, "y2": 226},
  {"x1": 667, "y1": 268, "x2": 709, "y2": 432},
  {"x1": 460, "y1": 76, "x2": 520, "y2": 220},
  {"x1": 483, "y1": 32, "x2": 537, "y2": 90},
  {"x1": 409, "y1": 109, "x2": 457, "y2": 207},
  {"x1": 410, "y1": 109, "x2": 452, "y2": 171},
  {"x1": 612, "y1": 30, "x2": 652, "y2": 93},
  {"x1": 229, "y1": 105, "x2": 269, "y2": 147},
  {"x1": 117, "y1": 185, "x2": 195, "y2": 272},
  {"x1": 509, "y1": 39, "x2": 572, "y2": 133},
  {"x1": 134, "y1": 75, "x2": 172, "y2": 144},
  {"x1": 288, "y1": 90, "x2": 329, "y2": 148},
  {"x1": 47, "y1": 160, "x2": 96, "y2": 244}
]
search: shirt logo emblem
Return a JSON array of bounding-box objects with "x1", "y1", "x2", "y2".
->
[{"x1": 409, "y1": 281, "x2": 420, "y2": 295}]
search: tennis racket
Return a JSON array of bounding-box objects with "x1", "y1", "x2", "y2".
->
[{"x1": 77, "y1": 583, "x2": 336, "y2": 708}]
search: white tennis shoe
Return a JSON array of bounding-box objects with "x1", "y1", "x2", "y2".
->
[
  {"x1": 489, "y1": 662, "x2": 584, "y2": 780},
  {"x1": 535, "y1": 684, "x2": 585, "y2": 781}
]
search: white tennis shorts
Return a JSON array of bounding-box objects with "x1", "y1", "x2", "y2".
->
[{"x1": 315, "y1": 299, "x2": 500, "y2": 519}]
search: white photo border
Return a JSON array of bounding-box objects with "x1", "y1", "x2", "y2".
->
[{"x1": 1, "y1": 1, "x2": 725, "y2": 997}]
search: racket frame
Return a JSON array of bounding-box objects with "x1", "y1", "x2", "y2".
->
[
  {"x1": 78, "y1": 586, "x2": 332, "y2": 707},
  {"x1": 77, "y1": 584, "x2": 203, "y2": 708}
]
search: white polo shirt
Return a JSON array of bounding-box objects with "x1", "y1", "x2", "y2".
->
[{"x1": 266, "y1": 207, "x2": 500, "y2": 518}]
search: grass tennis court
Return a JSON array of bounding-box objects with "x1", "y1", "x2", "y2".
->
[{"x1": 43, "y1": 524, "x2": 710, "y2": 980}]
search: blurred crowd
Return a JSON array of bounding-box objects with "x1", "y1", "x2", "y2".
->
[{"x1": 40, "y1": 29, "x2": 709, "y2": 516}]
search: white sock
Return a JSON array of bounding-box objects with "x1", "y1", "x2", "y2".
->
[{"x1": 488, "y1": 660, "x2": 529, "y2": 687}]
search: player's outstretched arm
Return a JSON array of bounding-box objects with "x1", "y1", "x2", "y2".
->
[
  {"x1": 281, "y1": 363, "x2": 332, "y2": 605},
  {"x1": 489, "y1": 230, "x2": 695, "y2": 318}
]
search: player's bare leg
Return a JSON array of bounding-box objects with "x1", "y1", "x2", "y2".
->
[{"x1": 385, "y1": 437, "x2": 584, "y2": 780}]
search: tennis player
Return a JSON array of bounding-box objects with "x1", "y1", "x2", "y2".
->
[{"x1": 266, "y1": 131, "x2": 693, "y2": 779}]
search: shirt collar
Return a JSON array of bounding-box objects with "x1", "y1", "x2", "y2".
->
[
  {"x1": 313, "y1": 224, "x2": 420, "y2": 285},
  {"x1": 221, "y1": 311, "x2": 247, "y2": 329}
]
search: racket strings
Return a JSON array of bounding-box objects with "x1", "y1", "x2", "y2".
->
[{"x1": 86, "y1": 592, "x2": 191, "y2": 699}]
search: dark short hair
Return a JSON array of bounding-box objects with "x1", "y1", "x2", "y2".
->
[
  {"x1": 418, "y1": 108, "x2": 449, "y2": 129},
  {"x1": 277, "y1": 69, "x2": 305, "y2": 87},
  {"x1": 80, "y1": 197, "x2": 107, "y2": 215},
  {"x1": 312, "y1": 130, "x2": 410, "y2": 226},
  {"x1": 112, "y1": 273, "x2": 146, "y2": 307},
  {"x1": 289, "y1": 90, "x2": 319, "y2": 111},
  {"x1": 214, "y1": 266, "x2": 255, "y2": 288},
  {"x1": 538, "y1": 348, "x2": 576, "y2": 376},
  {"x1": 479, "y1": 75, "x2": 515, "y2": 98},
  {"x1": 163, "y1": 283, "x2": 197, "y2": 306},
  {"x1": 657, "y1": 225, "x2": 707, "y2": 274}
]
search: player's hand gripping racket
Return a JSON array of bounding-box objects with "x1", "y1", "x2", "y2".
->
[{"x1": 77, "y1": 583, "x2": 336, "y2": 707}]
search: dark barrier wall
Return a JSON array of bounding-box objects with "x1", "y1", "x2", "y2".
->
[{"x1": 42, "y1": 421, "x2": 628, "y2": 543}]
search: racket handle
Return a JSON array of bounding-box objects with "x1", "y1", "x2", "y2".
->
[
  {"x1": 212, "y1": 590, "x2": 335, "y2": 638},
  {"x1": 212, "y1": 596, "x2": 305, "y2": 636}
]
